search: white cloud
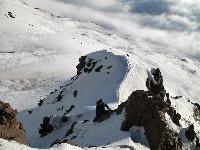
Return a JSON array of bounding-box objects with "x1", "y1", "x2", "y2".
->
[{"x1": 25, "y1": 0, "x2": 200, "y2": 58}]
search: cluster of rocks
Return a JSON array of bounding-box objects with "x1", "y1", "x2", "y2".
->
[
  {"x1": 0, "y1": 101, "x2": 27, "y2": 144},
  {"x1": 76, "y1": 55, "x2": 98, "y2": 75},
  {"x1": 5, "y1": 12, "x2": 16, "y2": 18},
  {"x1": 119, "y1": 68, "x2": 182, "y2": 150},
  {"x1": 76, "y1": 55, "x2": 108, "y2": 76}
]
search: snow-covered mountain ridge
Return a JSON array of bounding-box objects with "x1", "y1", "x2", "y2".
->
[{"x1": 0, "y1": 0, "x2": 200, "y2": 150}]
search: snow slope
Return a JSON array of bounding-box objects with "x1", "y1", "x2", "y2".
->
[
  {"x1": 0, "y1": 0, "x2": 200, "y2": 150},
  {"x1": 17, "y1": 50, "x2": 131, "y2": 148}
]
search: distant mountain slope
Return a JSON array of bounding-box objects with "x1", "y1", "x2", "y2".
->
[{"x1": 0, "y1": 0, "x2": 200, "y2": 150}]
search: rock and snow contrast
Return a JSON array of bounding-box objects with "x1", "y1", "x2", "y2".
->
[{"x1": 0, "y1": 0, "x2": 200, "y2": 150}]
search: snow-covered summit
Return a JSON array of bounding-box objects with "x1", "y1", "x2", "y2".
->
[{"x1": 17, "y1": 50, "x2": 130, "y2": 148}]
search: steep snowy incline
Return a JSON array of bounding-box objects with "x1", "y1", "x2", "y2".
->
[{"x1": 17, "y1": 51, "x2": 132, "y2": 148}]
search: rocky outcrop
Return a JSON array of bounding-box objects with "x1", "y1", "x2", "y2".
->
[
  {"x1": 119, "y1": 68, "x2": 182, "y2": 150},
  {"x1": 166, "y1": 93, "x2": 181, "y2": 126},
  {"x1": 76, "y1": 55, "x2": 100, "y2": 76},
  {"x1": 146, "y1": 68, "x2": 166, "y2": 99},
  {"x1": 0, "y1": 101, "x2": 27, "y2": 144},
  {"x1": 76, "y1": 56, "x2": 87, "y2": 75},
  {"x1": 121, "y1": 91, "x2": 181, "y2": 150},
  {"x1": 39, "y1": 117, "x2": 53, "y2": 137}
]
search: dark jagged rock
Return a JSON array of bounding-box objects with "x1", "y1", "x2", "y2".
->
[
  {"x1": 50, "y1": 91, "x2": 54, "y2": 94},
  {"x1": 6, "y1": 12, "x2": 15, "y2": 18},
  {"x1": 146, "y1": 68, "x2": 166, "y2": 99},
  {"x1": 107, "y1": 66, "x2": 112, "y2": 69},
  {"x1": 38, "y1": 99, "x2": 44, "y2": 106},
  {"x1": 82, "y1": 120, "x2": 89, "y2": 124},
  {"x1": 76, "y1": 56, "x2": 87, "y2": 75},
  {"x1": 65, "y1": 122, "x2": 77, "y2": 137},
  {"x1": 196, "y1": 137, "x2": 200, "y2": 150},
  {"x1": 192, "y1": 102, "x2": 200, "y2": 111},
  {"x1": 63, "y1": 105, "x2": 75, "y2": 116},
  {"x1": 73, "y1": 90, "x2": 78, "y2": 98},
  {"x1": 57, "y1": 106, "x2": 64, "y2": 111},
  {"x1": 0, "y1": 101, "x2": 27, "y2": 144},
  {"x1": 166, "y1": 93, "x2": 171, "y2": 105},
  {"x1": 167, "y1": 106, "x2": 181, "y2": 126},
  {"x1": 95, "y1": 65, "x2": 103, "y2": 72},
  {"x1": 49, "y1": 138, "x2": 78, "y2": 148},
  {"x1": 28, "y1": 110, "x2": 33, "y2": 114},
  {"x1": 61, "y1": 116, "x2": 68, "y2": 123},
  {"x1": 39, "y1": 117, "x2": 53, "y2": 137},
  {"x1": 146, "y1": 68, "x2": 181, "y2": 126},
  {"x1": 120, "y1": 69, "x2": 182, "y2": 150},
  {"x1": 171, "y1": 96, "x2": 182, "y2": 100},
  {"x1": 71, "y1": 75, "x2": 79, "y2": 81},
  {"x1": 120, "y1": 91, "x2": 181, "y2": 150},
  {"x1": 185, "y1": 124, "x2": 196, "y2": 142},
  {"x1": 93, "y1": 99, "x2": 113, "y2": 123},
  {"x1": 56, "y1": 95, "x2": 62, "y2": 102},
  {"x1": 115, "y1": 101, "x2": 128, "y2": 115},
  {"x1": 193, "y1": 104, "x2": 200, "y2": 122},
  {"x1": 53, "y1": 92, "x2": 64, "y2": 104},
  {"x1": 76, "y1": 56, "x2": 98, "y2": 75},
  {"x1": 87, "y1": 61, "x2": 97, "y2": 73}
]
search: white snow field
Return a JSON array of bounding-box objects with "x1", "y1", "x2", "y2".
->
[{"x1": 0, "y1": 0, "x2": 200, "y2": 150}]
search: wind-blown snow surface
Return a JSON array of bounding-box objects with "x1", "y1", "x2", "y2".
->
[
  {"x1": 17, "y1": 50, "x2": 131, "y2": 148},
  {"x1": 0, "y1": 0, "x2": 200, "y2": 150}
]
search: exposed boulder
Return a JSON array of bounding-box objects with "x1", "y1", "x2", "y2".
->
[
  {"x1": 120, "y1": 91, "x2": 181, "y2": 150},
  {"x1": 39, "y1": 117, "x2": 53, "y2": 137},
  {"x1": 0, "y1": 101, "x2": 27, "y2": 145},
  {"x1": 93, "y1": 99, "x2": 113, "y2": 123},
  {"x1": 38, "y1": 99, "x2": 44, "y2": 106}
]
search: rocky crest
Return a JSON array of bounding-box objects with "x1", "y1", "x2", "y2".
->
[
  {"x1": 0, "y1": 101, "x2": 27, "y2": 144},
  {"x1": 119, "y1": 68, "x2": 182, "y2": 150}
]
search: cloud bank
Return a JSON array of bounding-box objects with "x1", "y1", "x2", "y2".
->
[{"x1": 25, "y1": 0, "x2": 200, "y2": 58}]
